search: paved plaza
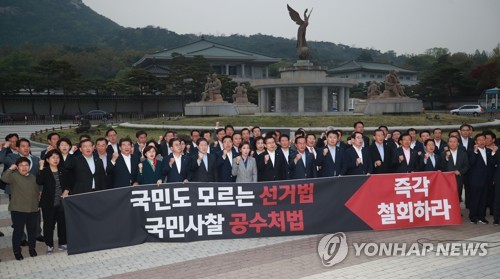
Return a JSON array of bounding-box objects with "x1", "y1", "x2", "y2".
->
[{"x1": 0, "y1": 124, "x2": 499, "y2": 278}]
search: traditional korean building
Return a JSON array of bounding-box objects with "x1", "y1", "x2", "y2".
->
[{"x1": 133, "y1": 37, "x2": 280, "y2": 82}]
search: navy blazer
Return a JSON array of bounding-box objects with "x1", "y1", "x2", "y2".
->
[
  {"x1": 343, "y1": 146, "x2": 373, "y2": 175},
  {"x1": 107, "y1": 154, "x2": 140, "y2": 188},
  {"x1": 163, "y1": 154, "x2": 192, "y2": 183},
  {"x1": 468, "y1": 148, "x2": 495, "y2": 187},
  {"x1": 137, "y1": 159, "x2": 164, "y2": 185},
  {"x1": 392, "y1": 147, "x2": 420, "y2": 173},
  {"x1": 413, "y1": 141, "x2": 425, "y2": 154},
  {"x1": 257, "y1": 150, "x2": 287, "y2": 181},
  {"x1": 191, "y1": 153, "x2": 217, "y2": 182},
  {"x1": 419, "y1": 153, "x2": 442, "y2": 171},
  {"x1": 288, "y1": 151, "x2": 317, "y2": 179},
  {"x1": 369, "y1": 142, "x2": 393, "y2": 174},
  {"x1": 315, "y1": 146, "x2": 345, "y2": 177},
  {"x1": 216, "y1": 151, "x2": 237, "y2": 182}
]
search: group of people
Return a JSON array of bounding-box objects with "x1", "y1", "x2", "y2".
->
[{"x1": 1, "y1": 121, "x2": 500, "y2": 260}]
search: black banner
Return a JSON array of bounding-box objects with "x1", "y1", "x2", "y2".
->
[{"x1": 63, "y1": 173, "x2": 461, "y2": 255}]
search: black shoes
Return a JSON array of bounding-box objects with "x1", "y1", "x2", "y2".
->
[
  {"x1": 29, "y1": 249, "x2": 37, "y2": 257},
  {"x1": 36, "y1": 235, "x2": 44, "y2": 242},
  {"x1": 494, "y1": 220, "x2": 499, "y2": 225},
  {"x1": 14, "y1": 253, "x2": 23, "y2": 261},
  {"x1": 20, "y1": 240, "x2": 28, "y2": 246},
  {"x1": 470, "y1": 218, "x2": 477, "y2": 224},
  {"x1": 478, "y1": 219, "x2": 489, "y2": 225},
  {"x1": 0, "y1": 231, "x2": 4, "y2": 237}
]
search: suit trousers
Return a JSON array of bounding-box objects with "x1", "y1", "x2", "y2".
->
[{"x1": 42, "y1": 204, "x2": 67, "y2": 247}]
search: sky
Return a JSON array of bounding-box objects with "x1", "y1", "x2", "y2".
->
[{"x1": 83, "y1": 0, "x2": 500, "y2": 55}]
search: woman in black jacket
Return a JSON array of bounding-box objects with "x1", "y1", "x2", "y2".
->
[{"x1": 36, "y1": 149, "x2": 70, "y2": 254}]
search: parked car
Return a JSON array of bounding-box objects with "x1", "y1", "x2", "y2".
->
[
  {"x1": 85, "y1": 110, "x2": 112, "y2": 120},
  {"x1": 449, "y1": 105, "x2": 484, "y2": 117}
]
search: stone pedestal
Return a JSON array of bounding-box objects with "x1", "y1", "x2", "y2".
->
[
  {"x1": 359, "y1": 98, "x2": 423, "y2": 115},
  {"x1": 185, "y1": 101, "x2": 258, "y2": 116}
]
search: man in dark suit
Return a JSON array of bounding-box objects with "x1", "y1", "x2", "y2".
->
[
  {"x1": 316, "y1": 130, "x2": 345, "y2": 177},
  {"x1": 105, "y1": 128, "x2": 120, "y2": 156},
  {"x1": 343, "y1": 132, "x2": 373, "y2": 175},
  {"x1": 66, "y1": 139, "x2": 107, "y2": 194},
  {"x1": 419, "y1": 139, "x2": 442, "y2": 171},
  {"x1": 458, "y1": 124, "x2": 475, "y2": 152},
  {"x1": 467, "y1": 133, "x2": 496, "y2": 224},
  {"x1": 458, "y1": 124, "x2": 474, "y2": 209},
  {"x1": 232, "y1": 132, "x2": 242, "y2": 155},
  {"x1": 277, "y1": 134, "x2": 293, "y2": 179},
  {"x1": 216, "y1": 136, "x2": 237, "y2": 182},
  {"x1": 0, "y1": 133, "x2": 19, "y2": 164},
  {"x1": 107, "y1": 138, "x2": 140, "y2": 188},
  {"x1": 211, "y1": 128, "x2": 225, "y2": 154},
  {"x1": 188, "y1": 129, "x2": 201, "y2": 155},
  {"x1": 163, "y1": 138, "x2": 192, "y2": 183},
  {"x1": 369, "y1": 129, "x2": 393, "y2": 174},
  {"x1": 257, "y1": 136, "x2": 287, "y2": 181},
  {"x1": 432, "y1": 128, "x2": 448, "y2": 156},
  {"x1": 191, "y1": 138, "x2": 217, "y2": 182},
  {"x1": 407, "y1": 128, "x2": 424, "y2": 155},
  {"x1": 347, "y1": 121, "x2": 370, "y2": 148},
  {"x1": 440, "y1": 136, "x2": 469, "y2": 202},
  {"x1": 133, "y1": 130, "x2": 148, "y2": 160},
  {"x1": 288, "y1": 136, "x2": 316, "y2": 179},
  {"x1": 160, "y1": 130, "x2": 175, "y2": 157},
  {"x1": 40, "y1": 132, "x2": 60, "y2": 160},
  {"x1": 392, "y1": 133, "x2": 419, "y2": 173},
  {"x1": 305, "y1": 134, "x2": 320, "y2": 160}
]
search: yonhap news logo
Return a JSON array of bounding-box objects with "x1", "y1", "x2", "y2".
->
[
  {"x1": 318, "y1": 233, "x2": 491, "y2": 267},
  {"x1": 317, "y1": 232, "x2": 348, "y2": 267}
]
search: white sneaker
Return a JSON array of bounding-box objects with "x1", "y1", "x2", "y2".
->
[
  {"x1": 58, "y1": 244, "x2": 67, "y2": 251},
  {"x1": 47, "y1": 247, "x2": 54, "y2": 254}
]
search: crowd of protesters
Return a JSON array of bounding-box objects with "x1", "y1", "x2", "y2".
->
[{"x1": 1, "y1": 121, "x2": 500, "y2": 260}]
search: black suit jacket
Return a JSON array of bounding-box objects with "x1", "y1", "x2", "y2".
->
[
  {"x1": 459, "y1": 137, "x2": 475, "y2": 153},
  {"x1": 106, "y1": 144, "x2": 119, "y2": 157},
  {"x1": 163, "y1": 154, "x2": 192, "y2": 182},
  {"x1": 343, "y1": 146, "x2": 373, "y2": 175},
  {"x1": 216, "y1": 151, "x2": 237, "y2": 182},
  {"x1": 106, "y1": 154, "x2": 140, "y2": 188},
  {"x1": 433, "y1": 140, "x2": 448, "y2": 156},
  {"x1": 369, "y1": 142, "x2": 393, "y2": 174},
  {"x1": 440, "y1": 149, "x2": 469, "y2": 189},
  {"x1": 257, "y1": 150, "x2": 287, "y2": 181},
  {"x1": 316, "y1": 146, "x2": 345, "y2": 177},
  {"x1": 392, "y1": 147, "x2": 419, "y2": 173},
  {"x1": 419, "y1": 153, "x2": 442, "y2": 171},
  {"x1": 67, "y1": 155, "x2": 107, "y2": 194},
  {"x1": 191, "y1": 153, "x2": 217, "y2": 182},
  {"x1": 288, "y1": 151, "x2": 317, "y2": 179},
  {"x1": 468, "y1": 148, "x2": 495, "y2": 187},
  {"x1": 36, "y1": 166, "x2": 71, "y2": 208}
]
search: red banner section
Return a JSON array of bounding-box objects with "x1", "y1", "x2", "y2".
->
[
  {"x1": 345, "y1": 171, "x2": 462, "y2": 230},
  {"x1": 63, "y1": 171, "x2": 462, "y2": 255}
]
